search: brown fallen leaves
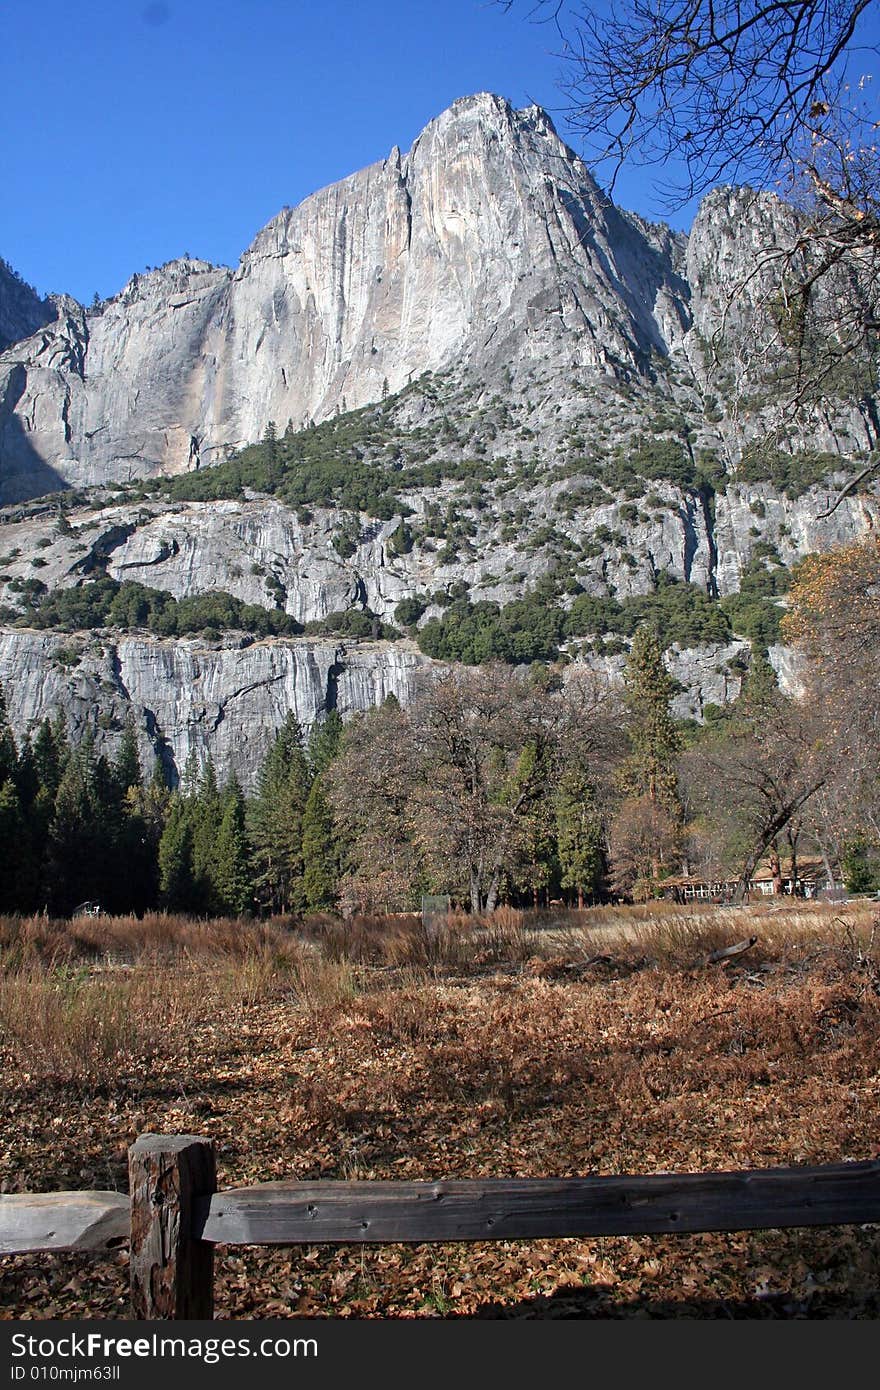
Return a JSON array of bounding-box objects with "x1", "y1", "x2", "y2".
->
[{"x1": 1, "y1": 903, "x2": 880, "y2": 1318}]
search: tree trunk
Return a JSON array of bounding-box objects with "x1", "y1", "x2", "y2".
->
[
  {"x1": 769, "y1": 843, "x2": 783, "y2": 895},
  {"x1": 786, "y1": 821, "x2": 801, "y2": 895},
  {"x1": 470, "y1": 870, "x2": 482, "y2": 915},
  {"x1": 733, "y1": 780, "x2": 826, "y2": 905},
  {"x1": 819, "y1": 842, "x2": 836, "y2": 891},
  {"x1": 734, "y1": 845, "x2": 764, "y2": 905}
]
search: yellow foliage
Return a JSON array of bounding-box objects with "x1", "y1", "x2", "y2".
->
[{"x1": 783, "y1": 536, "x2": 880, "y2": 653}]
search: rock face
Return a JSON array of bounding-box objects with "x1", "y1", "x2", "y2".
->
[
  {"x1": 102, "y1": 499, "x2": 406, "y2": 626},
  {"x1": 0, "y1": 94, "x2": 694, "y2": 501},
  {"x1": 0, "y1": 629, "x2": 436, "y2": 790},
  {"x1": 0, "y1": 625, "x2": 752, "y2": 789},
  {"x1": 2, "y1": 480, "x2": 875, "y2": 631},
  {"x1": 712, "y1": 484, "x2": 879, "y2": 596},
  {"x1": 1, "y1": 92, "x2": 878, "y2": 784},
  {"x1": 683, "y1": 186, "x2": 878, "y2": 456},
  {"x1": 573, "y1": 640, "x2": 750, "y2": 718},
  {"x1": 3, "y1": 95, "x2": 876, "y2": 508}
]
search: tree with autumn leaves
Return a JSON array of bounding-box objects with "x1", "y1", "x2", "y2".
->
[
  {"x1": 683, "y1": 651, "x2": 828, "y2": 901},
  {"x1": 782, "y1": 535, "x2": 880, "y2": 880}
]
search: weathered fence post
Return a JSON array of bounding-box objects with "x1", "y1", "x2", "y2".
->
[{"x1": 128, "y1": 1134, "x2": 216, "y2": 1319}]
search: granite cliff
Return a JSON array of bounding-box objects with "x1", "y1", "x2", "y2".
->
[
  {"x1": 0, "y1": 94, "x2": 877, "y2": 783},
  {"x1": 2, "y1": 93, "x2": 693, "y2": 499}
]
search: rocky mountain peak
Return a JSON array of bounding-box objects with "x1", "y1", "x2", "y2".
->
[
  {"x1": 685, "y1": 184, "x2": 802, "y2": 339},
  {"x1": 114, "y1": 257, "x2": 225, "y2": 304},
  {"x1": 0, "y1": 93, "x2": 697, "y2": 503}
]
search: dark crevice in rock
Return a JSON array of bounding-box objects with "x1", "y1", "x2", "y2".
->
[
  {"x1": 115, "y1": 536, "x2": 179, "y2": 571},
  {"x1": 142, "y1": 706, "x2": 178, "y2": 788},
  {"x1": 73, "y1": 522, "x2": 138, "y2": 577},
  {"x1": 325, "y1": 652, "x2": 345, "y2": 713},
  {"x1": 107, "y1": 644, "x2": 131, "y2": 705},
  {"x1": 700, "y1": 486, "x2": 719, "y2": 599},
  {"x1": 209, "y1": 674, "x2": 286, "y2": 733},
  {"x1": 679, "y1": 495, "x2": 699, "y2": 585}
]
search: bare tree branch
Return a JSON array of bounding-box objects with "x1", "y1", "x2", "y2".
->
[
  {"x1": 817, "y1": 453, "x2": 880, "y2": 515},
  {"x1": 500, "y1": 0, "x2": 880, "y2": 426}
]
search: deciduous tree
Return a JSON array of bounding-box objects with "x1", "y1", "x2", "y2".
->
[
  {"x1": 408, "y1": 666, "x2": 562, "y2": 912},
  {"x1": 326, "y1": 697, "x2": 423, "y2": 913}
]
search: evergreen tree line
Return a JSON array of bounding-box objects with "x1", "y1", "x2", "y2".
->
[
  {"x1": 0, "y1": 606, "x2": 877, "y2": 918},
  {"x1": 0, "y1": 696, "x2": 161, "y2": 917},
  {"x1": 0, "y1": 693, "x2": 347, "y2": 919},
  {"x1": 0, "y1": 660, "x2": 641, "y2": 920},
  {"x1": 5, "y1": 552, "x2": 787, "y2": 660}
]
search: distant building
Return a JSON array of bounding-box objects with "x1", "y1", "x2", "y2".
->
[{"x1": 661, "y1": 856, "x2": 843, "y2": 903}]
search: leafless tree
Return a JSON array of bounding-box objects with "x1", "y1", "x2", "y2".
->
[
  {"x1": 503, "y1": 1, "x2": 875, "y2": 195},
  {"x1": 407, "y1": 666, "x2": 565, "y2": 912},
  {"x1": 325, "y1": 696, "x2": 424, "y2": 914},
  {"x1": 609, "y1": 793, "x2": 681, "y2": 898},
  {"x1": 783, "y1": 535, "x2": 880, "y2": 842},
  {"x1": 683, "y1": 657, "x2": 828, "y2": 899}
]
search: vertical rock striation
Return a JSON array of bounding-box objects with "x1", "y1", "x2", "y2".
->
[{"x1": 0, "y1": 94, "x2": 694, "y2": 502}]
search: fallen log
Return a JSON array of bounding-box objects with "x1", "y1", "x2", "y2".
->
[{"x1": 702, "y1": 935, "x2": 759, "y2": 967}]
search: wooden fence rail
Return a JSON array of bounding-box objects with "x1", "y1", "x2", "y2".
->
[{"x1": 1, "y1": 1135, "x2": 879, "y2": 1319}]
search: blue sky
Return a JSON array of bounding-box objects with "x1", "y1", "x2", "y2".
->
[
  {"x1": 3, "y1": 1, "x2": 877, "y2": 305},
  {"x1": 1, "y1": 0, "x2": 677, "y2": 302}
]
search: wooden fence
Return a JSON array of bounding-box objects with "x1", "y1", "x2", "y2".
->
[{"x1": 2, "y1": 1134, "x2": 880, "y2": 1318}]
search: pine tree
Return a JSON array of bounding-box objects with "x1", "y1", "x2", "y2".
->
[
  {"x1": 0, "y1": 779, "x2": 34, "y2": 911},
  {"x1": 112, "y1": 753, "x2": 167, "y2": 916},
  {"x1": 93, "y1": 752, "x2": 118, "y2": 817},
  {"x1": 32, "y1": 716, "x2": 68, "y2": 804},
  {"x1": 555, "y1": 767, "x2": 604, "y2": 908},
  {"x1": 158, "y1": 794, "x2": 197, "y2": 911},
  {"x1": 23, "y1": 717, "x2": 70, "y2": 908},
  {"x1": 614, "y1": 624, "x2": 683, "y2": 890},
  {"x1": 46, "y1": 733, "x2": 106, "y2": 913},
  {"x1": 0, "y1": 685, "x2": 39, "y2": 910},
  {"x1": 248, "y1": 714, "x2": 312, "y2": 913},
  {"x1": 114, "y1": 719, "x2": 143, "y2": 801},
  {"x1": 212, "y1": 779, "x2": 253, "y2": 916},
  {"x1": 0, "y1": 684, "x2": 17, "y2": 788},
  {"x1": 190, "y1": 757, "x2": 223, "y2": 912},
  {"x1": 111, "y1": 788, "x2": 160, "y2": 914},
  {"x1": 307, "y1": 709, "x2": 343, "y2": 777},
  {"x1": 181, "y1": 749, "x2": 201, "y2": 798},
  {"x1": 262, "y1": 420, "x2": 279, "y2": 479},
  {"x1": 620, "y1": 625, "x2": 682, "y2": 814},
  {"x1": 13, "y1": 736, "x2": 38, "y2": 812},
  {"x1": 302, "y1": 777, "x2": 341, "y2": 911}
]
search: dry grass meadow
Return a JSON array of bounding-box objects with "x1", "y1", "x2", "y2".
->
[{"x1": 2, "y1": 899, "x2": 880, "y2": 1318}]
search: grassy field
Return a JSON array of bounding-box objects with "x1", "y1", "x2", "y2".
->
[{"x1": 1, "y1": 900, "x2": 879, "y2": 1319}]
